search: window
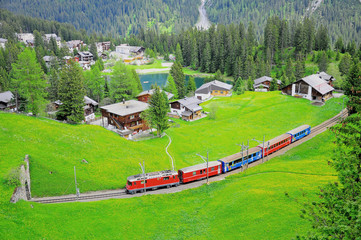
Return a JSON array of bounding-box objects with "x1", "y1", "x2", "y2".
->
[
  {"x1": 134, "y1": 182, "x2": 136, "y2": 185},
  {"x1": 221, "y1": 91, "x2": 224, "y2": 94},
  {"x1": 211, "y1": 167, "x2": 215, "y2": 171},
  {"x1": 141, "y1": 180, "x2": 147, "y2": 184},
  {"x1": 130, "y1": 115, "x2": 134, "y2": 120},
  {"x1": 193, "y1": 171, "x2": 196, "y2": 176},
  {"x1": 128, "y1": 181, "x2": 132, "y2": 186},
  {"x1": 164, "y1": 177, "x2": 169, "y2": 180},
  {"x1": 173, "y1": 176, "x2": 175, "y2": 179}
]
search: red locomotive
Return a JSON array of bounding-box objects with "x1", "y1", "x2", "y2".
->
[{"x1": 126, "y1": 170, "x2": 179, "y2": 194}]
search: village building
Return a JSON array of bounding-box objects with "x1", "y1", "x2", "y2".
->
[
  {"x1": 137, "y1": 89, "x2": 174, "y2": 103},
  {"x1": 195, "y1": 80, "x2": 233, "y2": 101},
  {"x1": 50, "y1": 96, "x2": 98, "y2": 121},
  {"x1": 116, "y1": 44, "x2": 145, "y2": 57},
  {"x1": 0, "y1": 91, "x2": 15, "y2": 111},
  {"x1": 16, "y1": 33, "x2": 34, "y2": 46},
  {"x1": 76, "y1": 51, "x2": 94, "y2": 70},
  {"x1": 0, "y1": 38, "x2": 7, "y2": 49},
  {"x1": 317, "y1": 71, "x2": 336, "y2": 87},
  {"x1": 96, "y1": 41, "x2": 111, "y2": 53},
  {"x1": 281, "y1": 74, "x2": 334, "y2": 102},
  {"x1": 100, "y1": 100, "x2": 149, "y2": 133},
  {"x1": 43, "y1": 34, "x2": 62, "y2": 48},
  {"x1": 43, "y1": 56, "x2": 57, "y2": 68},
  {"x1": 66, "y1": 40, "x2": 84, "y2": 52},
  {"x1": 170, "y1": 97, "x2": 203, "y2": 121},
  {"x1": 253, "y1": 76, "x2": 282, "y2": 92}
]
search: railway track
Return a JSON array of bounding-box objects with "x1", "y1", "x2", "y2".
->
[{"x1": 31, "y1": 109, "x2": 348, "y2": 204}]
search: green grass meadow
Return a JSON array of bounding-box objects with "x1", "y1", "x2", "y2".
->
[
  {"x1": 0, "y1": 131, "x2": 337, "y2": 239},
  {"x1": 0, "y1": 92, "x2": 343, "y2": 198}
]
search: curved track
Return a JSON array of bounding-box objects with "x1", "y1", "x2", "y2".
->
[{"x1": 31, "y1": 109, "x2": 348, "y2": 204}]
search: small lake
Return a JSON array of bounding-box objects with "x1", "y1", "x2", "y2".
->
[{"x1": 139, "y1": 73, "x2": 206, "y2": 91}]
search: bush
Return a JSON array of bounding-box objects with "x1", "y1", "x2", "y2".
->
[
  {"x1": 208, "y1": 102, "x2": 218, "y2": 120},
  {"x1": 4, "y1": 167, "x2": 20, "y2": 187}
]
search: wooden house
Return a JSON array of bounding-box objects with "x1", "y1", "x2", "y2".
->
[
  {"x1": 100, "y1": 100, "x2": 149, "y2": 132},
  {"x1": 195, "y1": 80, "x2": 233, "y2": 101},
  {"x1": 137, "y1": 89, "x2": 174, "y2": 103},
  {"x1": 281, "y1": 74, "x2": 334, "y2": 102},
  {"x1": 253, "y1": 76, "x2": 282, "y2": 92},
  {"x1": 0, "y1": 38, "x2": 7, "y2": 49},
  {"x1": 0, "y1": 91, "x2": 15, "y2": 111},
  {"x1": 317, "y1": 72, "x2": 336, "y2": 87},
  {"x1": 170, "y1": 97, "x2": 202, "y2": 121}
]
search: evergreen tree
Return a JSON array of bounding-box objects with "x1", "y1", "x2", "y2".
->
[
  {"x1": 84, "y1": 65, "x2": 105, "y2": 103},
  {"x1": 131, "y1": 69, "x2": 143, "y2": 92},
  {"x1": 143, "y1": 85, "x2": 170, "y2": 137},
  {"x1": 187, "y1": 76, "x2": 196, "y2": 94},
  {"x1": 335, "y1": 37, "x2": 345, "y2": 53},
  {"x1": 110, "y1": 61, "x2": 140, "y2": 102},
  {"x1": 294, "y1": 60, "x2": 305, "y2": 80},
  {"x1": 47, "y1": 62, "x2": 61, "y2": 101},
  {"x1": 0, "y1": 67, "x2": 9, "y2": 91},
  {"x1": 318, "y1": 51, "x2": 329, "y2": 72},
  {"x1": 56, "y1": 60, "x2": 85, "y2": 123},
  {"x1": 175, "y1": 43, "x2": 183, "y2": 66},
  {"x1": 90, "y1": 42, "x2": 98, "y2": 61},
  {"x1": 269, "y1": 79, "x2": 278, "y2": 91},
  {"x1": 163, "y1": 74, "x2": 178, "y2": 99},
  {"x1": 191, "y1": 37, "x2": 199, "y2": 70},
  {"x1": 344, "y1": 62, "x2": 361, "y2": 114},
  {"x1": 10, "y1": 48, "x2": 47, "y2": 115},
  {"x1": 233, "y1": 77, "x2": 247, "y2": 95},
  {"x1": 170, "y1": 61, "x2": 186, "y2": 98},
  {"x1": 338, "y1": 53, "x2": 352, "y2": 76}
]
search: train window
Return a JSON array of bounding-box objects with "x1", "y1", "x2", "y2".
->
[
  {"x1": 211, "y1": 167, "x2": 215, "y2": 171},
  {"x1": 173, "y1": 176, "x2": 175, "y2": 179},
  {"x1": 193, "y1": 171, "x2": 196, "y2": 176},
  {"x1": 164, "y1": 177, "x2": 169, "y2": 180},
  {"x1": 134, "y1": 182, "x2": 136, "y2": 185},
  {"x1": 128, "y1": 181, "x2": 132, "y2": 186}
]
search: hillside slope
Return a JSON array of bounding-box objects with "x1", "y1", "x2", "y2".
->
[
  {"x1": 0, "y1": 0, "x2": 200, "y2": 36},
  {"x1": 206, "y1": 0, "x2": 361, "y2": 44}
]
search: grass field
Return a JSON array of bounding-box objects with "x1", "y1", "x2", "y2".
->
[
  {"x1": 0, "y1": 131, "x2": 337, "y2": 239},
  {"x1": 0, "y1": 92, "x2": 343, "y2": 198}
]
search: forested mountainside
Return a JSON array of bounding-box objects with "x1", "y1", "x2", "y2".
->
[
  {"x1": 206, "y1": 0, "x2": 361, "y2": 44},
  {"x1": 0, "y1": 0, "x2": 200, "y2": 36}
]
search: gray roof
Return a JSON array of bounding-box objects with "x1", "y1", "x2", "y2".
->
[
  {"x1": 66, "y1": 40, "x2": 82, "y2": 47},
  {"x1": 44, "y1": 34, "x2": 61, "y2": 41},
  {"x1": 254, "y1": 76, "x2": 281, "y2": 86},
  {"x1": 174, "y1": 96, "x2": 203, "y2": 112},
  {"x1": 287, "y1": 125, "x2": 310, "y2": 135},
  {"x1": 101, "y1": 100, "x2": 149, "y2": 116},
  {"x1": 318, "y1": 71, "x2": 335, "y2": 81},
  {"x1": 0, "y1": 91, "x2": 14, "y2": 103},
  {"x1": 253, "y1": 83, "x2": 270, "y2": 89},
  {"x1": 179, "y1": 161, "x2": 221, "y2": 173},
  {"x1": 77, "y1": 51, "x2": 93, "y2": 57},
  {"x1": 218, "y1": 147, "x2": 262, "y2": 163},
  {"x1": 137, "y1": 89, "x2": 174, "y2": 100},
  {"x1": 301, "y1": 74, "x2": 334, "y2": 95},
  {"x1": 195, "y1": 80, "x2": 233, "y2": 94},
  {"x1": 43, "y1": 56, "x2": 56, "y2": 62},
  {"x1": 84, "y1": 96, "x2": 98, "y2": 106},
  {"x1": 0, "y1": 38, "x2": 7, "y2": 43},
  {"x1": 127, "y1": 170, "x2": 177, "y2": 182},
  {"x1": 181, "y1": 111, "x2": 193, "y2": 117}
]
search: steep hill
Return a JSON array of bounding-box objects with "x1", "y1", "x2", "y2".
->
[
  {"x1": 205, "y1": 0, "x2": 361, "y2": 44},
  {"x1": 0, "y1": 0, "x2": 200, "y2": 36}
]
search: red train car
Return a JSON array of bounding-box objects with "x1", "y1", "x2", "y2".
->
[
  {"x1": 178, "y1": 161, "x2": 222, "y2": 183},
  {"x1": 257, "y1": 133, "x2": 292, "y2": 156},
  {"x1": 126, "y1": 170, "x2": 179, "y2": 194}
]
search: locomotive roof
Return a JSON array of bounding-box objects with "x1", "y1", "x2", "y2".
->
[
  {"x1": 178, "y1": 161, "x2": 221, "y2": 173},
  {"x1": 218, "y1": 147, "x2": 261, "y2": 163},
  {"x1": 127, "y1": 170, "x2": 177, "y2": 182},
  {"x1": 287, "y1": 125, "x2": 310, "y2": 135},
  {"x1": 258, "y1": 133, "x2": 291, "y2": 148}
]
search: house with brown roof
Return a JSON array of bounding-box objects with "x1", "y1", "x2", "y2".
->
[
  {"x1": 100, "y1": 100, "x2": 149, "y2": 132},
  {"x1": 281, "y1": 74, "x2": 334, "y2": 102},
  {"x1": 137, "y1": 89, "x2": 174, "y2": 103}
]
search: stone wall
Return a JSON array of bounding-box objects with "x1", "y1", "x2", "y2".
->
[{"x1": 10, "y1": 155, "x2": 31, "y2": 203}]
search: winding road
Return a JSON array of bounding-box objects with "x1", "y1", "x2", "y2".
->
[
  {"x1": 31, "y1": 109, "x2": 348, "y2": 204},
  {"x1": 195, "y1": 0, "x2": 211, "y2": 30}
]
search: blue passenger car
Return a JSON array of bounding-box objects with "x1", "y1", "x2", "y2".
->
[
  {"x1": 218, "y1": 147, "x2": 263, "y2": 173},
  {"x1": 287, "y1": 125, "x2": 311, "y2": 143}
]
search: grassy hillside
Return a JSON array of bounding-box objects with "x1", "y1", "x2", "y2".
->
[
  {"x1": 0, "y1": 92, "x2": 343, "y2": 197},
  {"x1": 0, "y1": 131, "x2": 337, "y2": 239}
]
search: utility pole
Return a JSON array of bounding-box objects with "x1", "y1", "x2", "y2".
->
[
  {"x1": 139, "y1": 161, "x2": 146, "y2": 193},
  {"x1": 196, "y1": 151, "x2": 209, "y2": 185},
  {"x1": 252, "y1": 135, "x2": 265, "y2": 163},
  {"x1": 74, "y1": 166, "x2": 80, "y2": 199},
  {"x1": 237, "y1": 141, "x2": 249, "y2": 172}
]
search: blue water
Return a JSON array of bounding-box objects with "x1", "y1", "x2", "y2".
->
[{"x1": 139, "y1": 73, "x2": 206, "y2": 91}]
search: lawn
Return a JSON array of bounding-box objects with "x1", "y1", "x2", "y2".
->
[
  {"x1": 0, "y1": 131, "x2": 337, "y2": 239},
  {"x1": 0, "y1": 92, "x2": 343, "y2": 198}
]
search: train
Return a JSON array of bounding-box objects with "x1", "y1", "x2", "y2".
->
[{"x1": 126, "y1": 125, "x2": 311, "y2": 194}]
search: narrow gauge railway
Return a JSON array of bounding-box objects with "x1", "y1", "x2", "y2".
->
[{"x1": 126, "y1": 124, "x2": 313, "y2": 194}]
